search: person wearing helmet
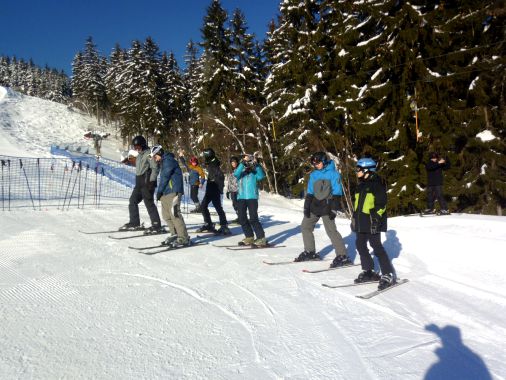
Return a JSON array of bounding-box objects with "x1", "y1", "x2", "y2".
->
[
  {"x1": 196, "y1": 148, "x2": 230, "y2": 235},
  {"x1": 352, "y1": 156, "x2": 396, "y2": 290},
  {"x1": 294, "y1": 152, "x2": 352, "y2": 267},
  {"x1": 226, "y1": 156, "x2": 240, "y2": 224},
  {"x1": 152, "y1": 146, "x2": 190, "y2": 248},
  {"x1": 234, "y1": 154, "x2": 267, "y2": 246},
  {"x1": 119, "y1": 136, "x2": 163, "y2": 234},
  {"x1": 178, "y1": 151, "x2": 206, "y2": 213}
]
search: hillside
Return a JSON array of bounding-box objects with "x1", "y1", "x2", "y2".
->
[{"x1": 1, "y1": 87, "x2": 505, "y2": 379}]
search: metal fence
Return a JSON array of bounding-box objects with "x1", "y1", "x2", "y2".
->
[{"x1": 0, "y1": 149, "x2": 135, "y2": 210}]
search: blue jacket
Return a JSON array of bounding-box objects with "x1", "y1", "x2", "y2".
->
[
  {"x1": 157, "y1": 152, "x2": 184, "y2": 195},
  {"x1": 305, "y1": 160, "x2": 343, "y2": 217},
  {"x1": 234, "y1": 162, "x2": 265, "y2": 200}
]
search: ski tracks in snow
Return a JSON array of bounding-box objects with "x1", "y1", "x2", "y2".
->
[{"x1": 115, "y1": 272, "x2": 273, "y2": 372}]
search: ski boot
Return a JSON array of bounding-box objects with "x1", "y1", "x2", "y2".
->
[
  {"x1": 169, "y1": 236, "x2": 191, "y2": 248},
  {"x1": 143, "y1": 224, "x2": 166, "y2": 235},
  {"x1": 422, "y1": 208, "x2": 435, "y2": 215},
  {"x1": 329, "y1": 255, "x2": 354, "y2": 268},
  {"x1": 378, "y1": 273, "x2": 395, "y2": 290},
  {"x1": 161, "y1": 235, "x2": 178, "y2": 246},
  {"x1": 196, "y1": 224, "x2": 216, "y2": 233},
  {"x1": 119, "y1": 222, "x2": 144, "y2": 231},
  {"x1": 253, "y1": 237, "x2": 268, "y2": 247},
  {"x1": 294, "y1": 250, "x2": 320, "y2": 262},
  {"x1": 439, "y1": 209, "x2": 450, "y2": 215},
  {"x1": 216, "y1": 225, "x2": 232, "y2": 235},
  {"x1": 354, "y1": 270, "x2": 381, "y2": 284},
  {"x1": 239, "y1": 237, "x2": 255, "y2": 246}
]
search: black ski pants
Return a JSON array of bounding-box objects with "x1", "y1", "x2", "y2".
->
[
  {"x1": 356, "y1": 232, "x2": 394, "y2": 275},
  {"x1": 427, "y1": 185, "x2": 447, "y2": 210},
  {"x1": 190, "y1": 185, "x2": 200, "y2": 205},
  {"x1": 201, "y1": 188, "x2": 227, "y2": 227},
  {"x1": 231, "y1": 192, "x2": 238, "y2": 213},
  {"x1": 129, "y1": 184, "x2": 161, "y2": 227},
  {"x1": 237, "y1": 199, "x2": 265, "y2": 239}
]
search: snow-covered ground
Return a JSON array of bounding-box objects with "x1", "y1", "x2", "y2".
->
[
  {"x1": 1, "y1": 86, "x2": 505, "y2": 379},
  {"x1": 0, "y1": 86, "x2": 123, "y2": 159}
]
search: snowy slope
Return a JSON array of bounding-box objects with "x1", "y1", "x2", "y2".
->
[
  {"x1": 1, "y1": 87, "x2": 505, "y2": 379},
  {"x1": 0, "y1": 86, "x2": 123, "y2": 159}
]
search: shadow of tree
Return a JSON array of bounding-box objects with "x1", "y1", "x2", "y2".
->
[{"x1": 425, "y1": 324, "x2": 492, "y2": 380}]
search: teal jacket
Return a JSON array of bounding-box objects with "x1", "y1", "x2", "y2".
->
[{"x1": 234, "y1": 162, "x2": 265, "y2": 200}]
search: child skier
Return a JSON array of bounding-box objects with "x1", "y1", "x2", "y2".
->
[
  {"x1": 234, "y1": 154, "x2": 267, "y2": 246},
  {"x1": 196, "y1": 148, "x2": 230, "y2": 235},
  {"x1": 152, "y1": 146, "x2": 190, "y2": 248},
  {"x1": 294, "y1": 152, "x2": 352, "y2": 267},
  {"x1": 351, "y1": 157, "x2": 396, "y2": 290},
  {"x1": 226, "y1": 156, "x2": 240, "y2": 224},
  {"x1": 178, "y1": 152, "x2": 206, "y2": 213},
  {"x1": 119, "y1": 135, "x2": 163, "y2": 235}
]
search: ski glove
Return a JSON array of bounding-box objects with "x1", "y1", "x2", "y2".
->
[
  {"x1": 304, "y1": 194, "x2": 313, "y2": 219},
  {"x1": 350, "y1": 218, "x2": 356, "y2": 232},
  {"x1": 370, "y1": 210, "x2": 381, "y2": 234},
  {"x1": 329, "y1": 196, "x2": 341, "y2": 220}
]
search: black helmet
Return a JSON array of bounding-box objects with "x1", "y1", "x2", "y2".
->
[
  {"x1": 203, "y1": 148, "x2": 216, "y2": 160},
  {"x1": 311, "y1": 152, "x2": 328, "y2": 166},
  {"x1": 132, "y1": 135, "x2": 147, "y2": 149}
]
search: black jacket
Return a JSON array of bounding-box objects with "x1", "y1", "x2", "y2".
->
[
  {"x1": 205, "y1": 157, "x2": 225, "y2": 194},
  {"x1": 426, "y1": 158, "x2": 450, "y2": 186},
  {"x1": 352, "y1": 173, "x2": 388, "y2": 233}
]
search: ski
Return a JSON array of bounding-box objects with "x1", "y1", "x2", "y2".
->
[
  {"x1": 227, "y1": 244, "x2": 286, "y2": 251},
  {"x1": 141, "y1": 242, "x2": 209, "y2": 255},
  {"x1": 263, "y1": 258, "x2": 322, "y2": 266},
  {"x1": 321, "y1": 280, "x2": 378, "y2": 288},
  {"x1": 79, "y1": 228, "x2": 145, "y2": 235},
  {"x1": 129, "y1": 244, "x2": 167, "y2": 251},
  {"x1": 303, "y1": 263, "x2": 360, "y2": 273},
  {"x1": 356, "y1": 279, "x2": 409, "y2": 299},
  {"x1": 108, "y1": 231, "x2": 166, "y2": 240}
]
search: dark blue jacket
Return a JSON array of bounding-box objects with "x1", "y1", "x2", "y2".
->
[{"x1": 157, "y1": 152, "x2": 184, "y2": 195}]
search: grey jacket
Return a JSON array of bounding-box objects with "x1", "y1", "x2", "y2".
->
[
  {"x1": 136, "y1": 149, "x2": 159, "y2": 182},
  {"x1": 227, "y1": 173, "x2": 238, "y2": 193}
]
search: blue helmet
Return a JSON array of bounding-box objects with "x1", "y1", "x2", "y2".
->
[{"x1": 356, "y1": 157, "x2": 377, "y2": 172}]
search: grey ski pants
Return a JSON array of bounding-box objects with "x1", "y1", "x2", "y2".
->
[{"x1": 301, "y1": 214, "x2": 347, "y2": 256}]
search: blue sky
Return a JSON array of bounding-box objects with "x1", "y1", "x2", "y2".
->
[{"x1": 1, "y1": 0, "x2": 279, "y2": 74}]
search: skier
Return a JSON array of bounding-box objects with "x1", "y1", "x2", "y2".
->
[
  {"x1": 351, "y1": 157, "x2": 396, "y2": 290},
  {"x1": 196, "y1": 148, "x2": 230, "y2": 235},
  {"x1": 234, "y1": 154, "x2": 267, "y2": 246},
  {"x1": 152, "y1": 146, "x2": 190, "y2": 247},
  {"x1": 424, "y1": 152, "x2": 450, "y2": 215},
  {"x1": 119, "y1": 135, "x2": 163, "y2": 234},
  {"x1": 178, "y1": 151, "x2": 206, "y2": 213},
  {"x1": 294, "y1": 152, "x2": 352, "y2": 267},
  {"x1": 226, "y1": 156, "x2": 240, "y2": 224}
]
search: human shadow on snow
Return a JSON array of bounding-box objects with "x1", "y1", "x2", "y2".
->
[{"x1": 424, "y1": 324, "x2": 492, "y2": 380}]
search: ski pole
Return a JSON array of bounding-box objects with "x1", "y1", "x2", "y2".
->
[
  {"x1": 82, "y1": 164, "x2": 89, "y2": 208},
  {"x1": 37, "y1": 158, "x2": 41, "y2": 210},
  {"x1": 8, "y1": 159, "x2": 11, "y2": 211},
  {"x1": 67, "y1": 161, "x2": 81, "y2": 210},
  {"x1": 20, "y1": 159, "x2": 36, "y2": 210},
  {"x1": 1, "y1": 159, "x2": 5, "y2": 211},
  {"x1": 94, "y1": 164, "x2": 98, "y2": 206},
  {"x1": 62, "y1": 161, "x2": 75, "y2": 210},
  {"x1": 97, "y1": 166, "x2": 104, "y2": 208},
  {"x1": 57, "y1": 163, "x2": 68, "y2": 210}
]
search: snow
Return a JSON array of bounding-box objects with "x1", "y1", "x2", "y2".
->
[
  {"x1": 1, "y1": 87, "x2": 506, "y2": 379},
  {"x1": 476, "y1": 130, "x2": 496, "y2": 142}
]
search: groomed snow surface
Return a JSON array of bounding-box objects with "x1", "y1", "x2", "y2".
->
[
  {"x1": 1, "y1": 86, "x2": 505, "y2": 378},
  {"x1": 0, "y1": 197, "x2": 505, "y2": 379}
]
